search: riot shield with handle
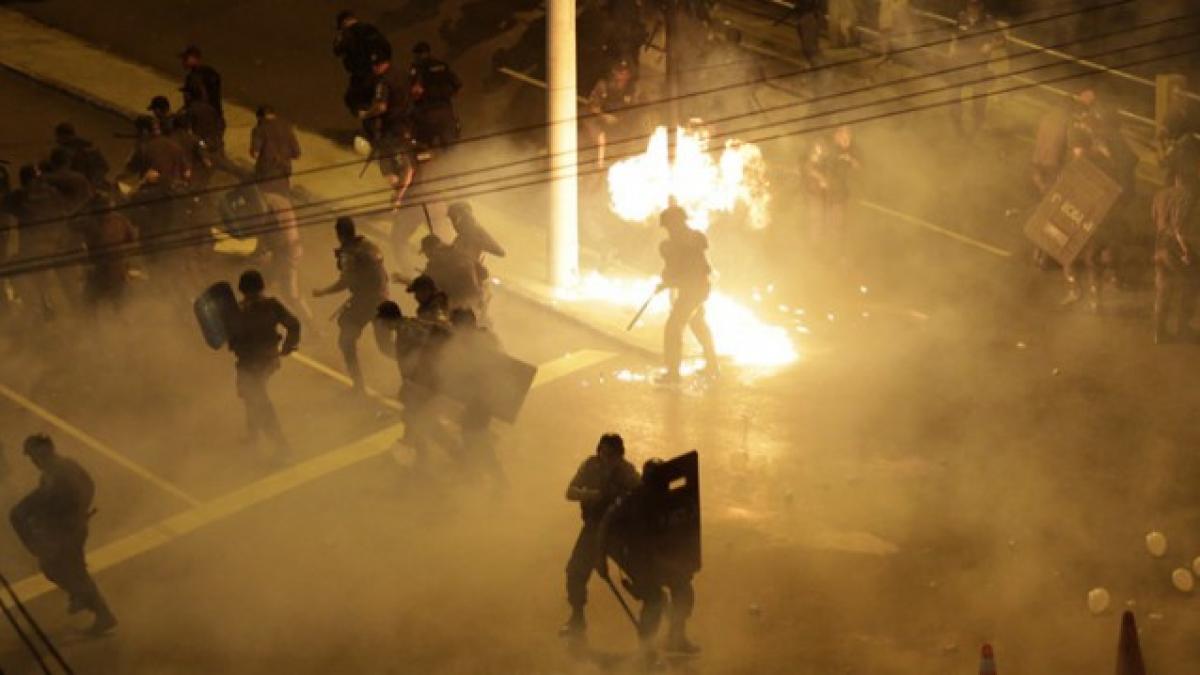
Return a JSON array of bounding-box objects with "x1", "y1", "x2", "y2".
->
[
  {"x1": 1024, "y1": 157, "x2": 1124, "y2": 267},
  {"x1": 653, "y1": 450, "x2": 702, "y2": 577},
  {"x1": 193, "y1": 281, "x2": 240, "y2": 350}
]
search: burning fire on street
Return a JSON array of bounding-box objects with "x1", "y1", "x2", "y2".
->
[{"x1": 555, "y1": 124, "x2": 797, "y2": 371}]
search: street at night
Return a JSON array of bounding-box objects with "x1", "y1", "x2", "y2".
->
[{"x1": 2, "y1": 1, "x2": 1200, "y2": 673}]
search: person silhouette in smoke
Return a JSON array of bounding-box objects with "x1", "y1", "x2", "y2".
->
[
  {"x1": 656, "y1": 204, "x2": 719, "y2": 384},
  {"x1": 313, "y1": 217, "x2": 389, "y2": 392},
  {"x1": 229, "y1": 269, "x2": 300, "y2": 461},
  {"x1": 10, "y1": 434, "x2": 118, "y2": 635},
  {"x1": 560, "y1": 433, "x2": 640, "y2": 638}
]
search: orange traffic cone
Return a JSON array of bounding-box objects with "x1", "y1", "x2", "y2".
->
[
  {"x1": 1116, "y1": 610, "x2": 1146, "y2": 675},
  {"x1": 978, "y1": 643, "x2": 997, "y2": 675}
]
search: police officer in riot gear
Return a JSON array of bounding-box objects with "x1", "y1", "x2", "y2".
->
[
  {"x1": 314, "y1": 217, "x2": 389, "y2": 392},
  {"x1": 409, "y1": 42, "x2": 463, "y2": 148},
  {"x1": 10, "y1": 434, "x2": 117, "y2": 635},
  {"x1": 560, "y1": 433, "x2": 640, "y2": 637},
  {"x1": 597, "y1": 458, "x2": 700, "y2": 658},
  {"x1": 373, "y1": 295, "x2": 456, "y2": 466},
  {"x1": 334, "y1": 10, "x2": 393, "y2": 115},
  {"x1": 657, "y1": 205, "x2": 719, "y2": 383},
  {"x1": 229, "y1": 269, "x2": 300, "y2": 459}
]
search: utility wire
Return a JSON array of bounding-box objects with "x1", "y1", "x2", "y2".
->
[
  {"x1": 3, "y1": 0, "x2": 1132, "y2": 232},
  {"x1": 6, "y1": 14, "x2": 1186, "y2": 272},
  {"x1": 5, "y1": 39, "x2": 1193, "y2": 280},
  {"x1": 5, "y1": 3, "x2": 1177, "y2": 262}
]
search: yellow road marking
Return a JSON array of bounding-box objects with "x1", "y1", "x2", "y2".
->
[
  {"x1": 289, "y1": 351, "x2": 402, "y2": 411},
  {"x1": 531, "y1": 350, "x2": 616, "y2": 388},
  {"x1": 0, "y1": 382, "x2": 201, "y2": 507},
  {"x1": 6, "y1": 348, "x2": 617, "y2": 605},
  {"x1": 858, "y1": 199, "x2": 1014, "y2": 258}
]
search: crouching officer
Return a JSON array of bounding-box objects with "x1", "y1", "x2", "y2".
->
[
  {"x1": 560, "y1": 433, "x2": 640, "y2": 637},
  {"x1": 229, "y1": 270, "x2": 300, "y2": 459},
  {"x1": 10, "y1": 434, "x2": 117, "y2": 635},
  {"x1": 597, "y1": 458, "x2": 700, "y2": 660},
  {"x1": 373, "y1": 297, "x2": 456, "y2": 466}
]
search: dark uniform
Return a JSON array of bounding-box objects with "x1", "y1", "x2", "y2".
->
[
  {"x1": 1152, "y1": 180, "x2": 1197, "y2": 343},
  {"x1": 444, "y1": 310, "x2": 505, "y2": 486},
  {"x1": 410, "y1": 49, "x2": 463, "y2": 148},
  {"x1": 374, "y1": 299, "x2": 457, "y2": 464},
  {"x1": 598, "y1": 461, "x2": 697, "y2": 654},
  {"x1": 5, "y1": 166, "x2": 72, "y2": 320},
  {"x1": 54, "y1": 124, "x2": 110, "y2": 189},
  {"x1": 125, "y1": 121, "x2": 190, "y2": 188},
  {"x1": 420, "y1": 235, "x2": 485, "y2": 318},
  {"x1": 334, "y1": 16, "x2": 393, "y2": 114},
  {"x1": 947, "y1": 1, "x2": 1005, "y2": 134},
  {"x1": 366, "y1": 63, "x2": 416, "y2": 189},
  {"x1": 563, "y1": 442, "x2": 640, "y2": 630},
  {"x1": 181, "y1": 59, "x2": 224, "y2": 123},
  {"x1": 75, "y1": 195, "x2": 138, "y2": 310},
  {"x1": 780, "y1": 0, "x2": 823, "y2": 69},
  {"x1": 251, "y1": 111, "x2": 302, "y2": 197},
  {"x1": 228, "y1": 282, "x2": 300, "y2": 454},
  {"x1": 9, "y1": 440, "x2": 116, "y2": 633},
  {"x1": 316, "y1": 221, "x2": 390, "y2": 391},
  {"x1": 586, "y1": 64, "x2": 638, "y2": 168},
  {"x1": 804, "y1": 127, "x2": 861, "y2": 262},
  {"x1": 659, "y1": 206, "x2": 718, "y2": 381}
]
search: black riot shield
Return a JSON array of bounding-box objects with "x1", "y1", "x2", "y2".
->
[
  {"x1": 194, "y1": 281, "x2": 239, "y2": 349},
  {"x1": 439, "y1": 336, "x2": 537, "y2": 424},
  {"x1": 1024, "y1": 157, "x2": 1124, "y2": 267},
  {"x1": 654, "y1": 450, "x2": 702, "y2": 576}
]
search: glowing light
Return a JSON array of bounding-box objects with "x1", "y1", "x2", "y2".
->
[
  {"x1": 556, "y1": 272, "x2": 798, "y2": 367},
  {"x1": 606, "y1": 126, "x2": 770, "y2": 231}
]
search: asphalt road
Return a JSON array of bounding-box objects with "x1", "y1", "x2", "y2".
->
[{"x1": 3, "y1": 3, "x2": 1200, "y2": 674}]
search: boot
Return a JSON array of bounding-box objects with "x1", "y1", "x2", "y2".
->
[
  {"x1": 87, "y1": 607, "x2": 118, "y2": 636},
  {"x1": 1060, "y1": 285, "x2": 1081, "y2": 307},
  {"x1": 664, "y1": 625, "x2": 701, "y2": 654},
  {"x1": 558, "y1": 608, "x2": 585, "y2": 637}
]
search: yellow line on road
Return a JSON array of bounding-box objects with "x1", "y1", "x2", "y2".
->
[
  {"x1": 0, "y1": 382, "x2": 201, "y2": 507},
  {"x1": 290, "y1": 351, "x2": 402, "y2": 411},
  {"x1": 6, "y1": 349, "x2": 617, "y2": 605},
  {"x1": 858, "y1": 199, "x2": 1014, "y2": 258}
]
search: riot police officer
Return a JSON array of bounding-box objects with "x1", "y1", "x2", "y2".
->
[
  {"x1": 657, "y1": 205, "x2": 719, "y2": 383},
  {"x1": 10, "y1": 434, "x2": 117, "y2": 635},
  {"x1": 410, "y1": 42, "x2": 463, "y2": 148},
  {"x1": 314, "y1": 217, "x2": 389, "y2": 392},
  {"x1": 229, "y1": 269, "x2": 300, "y2": 459},
  {"x1": 560, "y1": 433, "x2": 640, "y2": 637}
]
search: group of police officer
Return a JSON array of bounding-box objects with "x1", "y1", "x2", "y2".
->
[{"x1": 1029, "y1": 79, "x2": 1200, "y2": 339}]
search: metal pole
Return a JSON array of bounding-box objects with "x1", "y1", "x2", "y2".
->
[{"x1": 548, "y1": 0, "x2": 580, "y2": 288}]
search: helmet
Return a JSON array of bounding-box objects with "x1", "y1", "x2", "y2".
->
[{"x1": 238, "y1": 269, "x2": 265, "y2": 294}]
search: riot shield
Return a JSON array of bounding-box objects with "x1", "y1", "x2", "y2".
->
[
  {"x1": 654, "y1": 450, "x2": 702, "y2": 576},
  {"x1": 194, "y1": 281, "x2": 239, "y2": 349},
  {"x1": 1024, "y1": 157, "x2": 1123, "y2": 267},
  {"x1": 439, "y1": 334, "x2": 537, "y2": 424}
]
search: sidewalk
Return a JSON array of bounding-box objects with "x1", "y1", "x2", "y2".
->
[{"x1": 0, "y1": 8, "x2": 668, "y2": 359}]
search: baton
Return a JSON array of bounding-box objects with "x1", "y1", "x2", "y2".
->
[
  {"x1": 357, "y1": 146, "x2": 378, "y2": 179},
  {"x1": 601, "y1": 572, "x2": 640, "y2": 631},
  {"x1": 421, "y1": 202, "x2": 434, "y2": 234},
  {"x1": 625, "y1": 286, "x2": 663, "y2": 331}
]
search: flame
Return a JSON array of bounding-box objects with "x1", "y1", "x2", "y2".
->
[
  {"x1": 607, "y1": 126, "x2": 770, "y2": 231},
  {"x1": 557, "y1": 272, "x2": 798, "y2": 368}
]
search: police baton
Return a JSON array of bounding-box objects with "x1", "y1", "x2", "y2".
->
[
  {"x1": 599, "y1": 569, "x2": 640, "y2": 631},
  {"x1": 625, "y1": 285, "x2": 664, "y2": 332},
  {"x1": 421, "y1": 202, "x2": 434, "y2": 234}
]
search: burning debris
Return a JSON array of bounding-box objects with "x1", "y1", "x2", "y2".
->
[{"x1": 606, "y1": 125, "x2": 770, "y2": 232}]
